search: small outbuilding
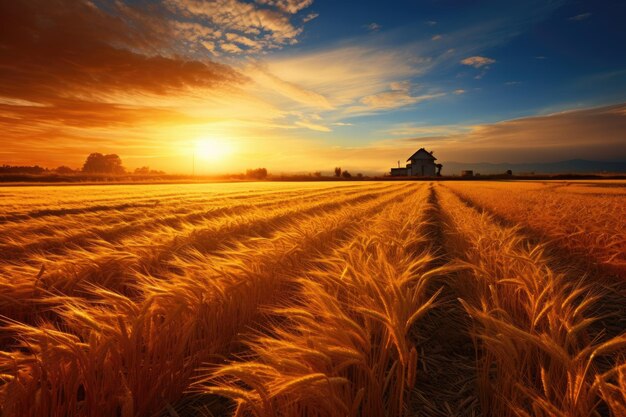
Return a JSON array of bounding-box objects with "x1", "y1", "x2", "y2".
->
[{"x1": 390, "y1": 148, "x2": 441, "y2": 177}]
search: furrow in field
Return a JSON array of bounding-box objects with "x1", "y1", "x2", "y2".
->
[
  {"x1": 0, "y1": 184, "x2": 393, "y2": 261},
  {"x1": 0, "y1": 183, "x2": 385, "y2": 245},
  {"x1": 442, "y1": 183, "x2": 626, "y2": 344},
  {"x1": 443, "y1": 182, "x2": 626, "y2": 278},
  {"x1": 0, "y1": 183, "x2": 378, "y2": 230},
  {"x1": 436, "y1": 185, "x2": 626, "y2": 417},
  {"x1": 192, "y1": 184, "x2": 460, "y2": 417},
  {"x1": 0, "y1": 184, "x2": 409, "y2": 324},
  {"x1": 0, "y1": 184, "x2": 419, "y2": 417},
  {"x1": 407, "y1": 184, "x2": 479, "y2": 417},
  {"x1": 0, "y1": 183, "x2": 372, "y2": 217}
]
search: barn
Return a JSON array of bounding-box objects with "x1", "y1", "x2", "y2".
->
[{"x1": 390, "y1": 148, "x2": 442, "y2": 177}]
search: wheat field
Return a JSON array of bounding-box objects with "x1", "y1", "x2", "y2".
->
[{"x1": 0, "y1": 180, "x2": 625, "y2": 417}]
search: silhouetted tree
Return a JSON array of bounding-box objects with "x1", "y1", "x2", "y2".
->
[
  {"x1": 313, "y1": 171, "x2": 322, "y2": 177},
  {"x1": 55, "y1": 166, "x2": 75, "y2": 174},
  {"x1": 0, "y1": 165, "x2": 46, "y2": 174},
  {"x1": 246, "y1": 168, "x2": 268, "y2": 179},
  {"x1": 134, "y1": 166, "x2": 150, "y2": 175},
  {"x1": 82, "y1": 153, "x2": 125, "y2": 174},
  {"x1": 342, "y1": 170, "x2": 352, "y2": 179},
  {"x1": 356, "y1": 173, "x2": 363, "y2": 179},
  {"x1": 506, "y1": 169, "x2": 513, "y2": 176},
  {"x1": 334, "y1": 167, "x2": 342, "y2": 177}
]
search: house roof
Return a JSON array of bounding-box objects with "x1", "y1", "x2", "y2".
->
[{"x1": 407, "y1": 148, "x2": 437, "y2": 161}]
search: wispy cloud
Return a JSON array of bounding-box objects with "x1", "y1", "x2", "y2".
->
[
  {"x1": 388, "y1": 103, "x2": 626, "y2": 163},
  {"x1": 431, "y1": 34, "x2": 443, "y2": 41},
  {"x1": 568, "y1": 13, "x2": 592, "y2": 21},
  {"x1": 385, "y1": 123, "x2": 470, "y2": 137},
  {"x1": 247, "y1": 63, "x2": 334, "y2": 110},
  {"x1": 263, "y1": 45, "x2": 428, "y2": 108},
  {"x1": 365, "y1": 22, "x2": 382, "y2": 32},
  {"x1": 303, "y1": 12, "x2": 319, "y2": 22},
  {"x1": 356, "y1": 82, "x2": 445, "y2": 111}
]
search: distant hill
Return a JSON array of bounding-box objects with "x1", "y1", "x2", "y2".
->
[{"x1": 441, "y1": 159, "x2": 626, "y2": 175}]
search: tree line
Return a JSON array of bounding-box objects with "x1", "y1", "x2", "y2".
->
[
  {"x1": 0, "y1": 154, "x2": 164, "y2": 175},
  {"x1": 1, "y1": 155, "x2": 364, "y2": 180}
]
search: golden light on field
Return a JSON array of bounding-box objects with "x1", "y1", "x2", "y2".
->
[
  {"x1": 1, "y1": 0, "x2": 626, "y2": 415},
  {"x1": 1, "y1": 181, "x2": 625, "y2": 416}
]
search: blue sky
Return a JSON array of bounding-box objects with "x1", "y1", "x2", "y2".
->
[{"x1": 280, "y1": 0, "x2": 626, "y2": 140}]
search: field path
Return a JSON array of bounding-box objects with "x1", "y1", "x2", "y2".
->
[{"x1": 408, "y1": 184, "x2": 480, "y2": 417}]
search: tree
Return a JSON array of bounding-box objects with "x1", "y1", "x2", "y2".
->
[
  {"x1": 313, "y1": 171, "x2": 322, "y2": 177},
  {"x1": 246, "y1": 168, "x2": 268, "y2": 179},
  {"x1": 82, "y1": 153, "x2": 125, "y2": 174},
  {"x1": 134, "y1": 166, "x2": 150, "y2": 175},
  {"x1": 334, "y1": 167, "x2": 342, "y2": 177},
  {"x1": 55, "y1": 166, "x2": 75, "y2": 174},
  {"x1": 356, "y1": 173, "x2": 363, "y2": 179},
  {"x1": 342, "y1": 170, "x2": 352, "y2": 179}
]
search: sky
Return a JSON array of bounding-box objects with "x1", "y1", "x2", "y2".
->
[{"x1": 0, "y1": 0, "x2": 625, "y2": 174}]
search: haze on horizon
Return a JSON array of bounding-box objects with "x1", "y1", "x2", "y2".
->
[{"x1": 1, "y1": 0, "x2": 625, "y2": 175}]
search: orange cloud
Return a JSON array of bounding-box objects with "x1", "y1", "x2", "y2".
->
[
  {"x1": 395, "y1": 103, "x2": 626, "y2": 163},
  {"x1": 0, "y1": 1, "x2": 243, "y2": 105},
  {"x1": 460, "y1": 56, "x2": 496, "y2": 68}
]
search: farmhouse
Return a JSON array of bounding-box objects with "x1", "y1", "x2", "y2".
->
[{"x1": 390, "y1": 148, "x2": 442, "y2": 177}]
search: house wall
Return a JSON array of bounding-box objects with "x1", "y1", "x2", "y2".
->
[
  {"x1": 409, "y1": 160, "x2": 436, "y2": 176},
  {"x1": 390, "y1": 167, "x2": 409, "y2": 176}
]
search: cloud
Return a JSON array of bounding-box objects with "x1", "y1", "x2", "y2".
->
[
  {"x1": 264, "y1": 45, "x2": 430, "y2": 108},
  {"x1": 0, "y1": 1, "x2": 243, "y2": 106},
  {"x1": 295, "y1": 120, "x2": 331, "y2": 132},
  {"x1": 453, "y1": 89, "x2": 466, "y2": 95},
  {"x1": 431, "y1": 34, "x2": 443, "y2": 41},
  {"x1": 165, "y1": 0, "x2": 314, "y2": 49},
  {"x1": 332, "y1": 122, "x2": 353, "y2": 126},
  {"x1": 303, "y1": 12, "x2": 319, "y2": 22},
  {"x1": 0, "y1": 97, "x2": 49, "y2": 107},
  {"x1": 460, "y1": 56, "x2": 496, "y2": 68},
  {"x1": 385, "y1": 124, "x2": 469, "y2": 137},
  {"x1": 289, "y1": 112, "x2": 331, "y2": 132},
  {"x1": 357, "y1": 82, "x2": 445, "y2": 111},
  {"x1": 366, "y1": 23, "x2": 382, "y2": 32},
  {"x1": 425, "y1": 20, "x2": 437, "y2": 26},
  {"x1": 568, "y1": 13, "x2": 591, "y2": 21},
  {"x1": 257, "y1": 0, "x2": 314, "y2": 14},
  {"x1": 393, "y1": 103, "x2": 626, "y2": 163},
  {"x1": 225, "y1": 33, "x2": 261, "y2": 49},
  {"x1": 248, "y1": 64, "x2": 334, "y2": 109},
  {"x1": 0, "y1": 0, "x2": 303, "y2": 170}
]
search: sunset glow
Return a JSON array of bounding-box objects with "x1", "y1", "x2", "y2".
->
[
  {"x1": 0, "y1": 0, "x2": 624, "y2": 173},
  {"x1": 195, "y1": 137, "x2": 236, "y2": 162},
  {"x1": 1, "y1": 2, "x2": 626, "y2": 415}
]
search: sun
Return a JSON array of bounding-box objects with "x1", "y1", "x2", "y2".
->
[{"x1": 194, "y1": 137, "x2": 234, "y2": 161}]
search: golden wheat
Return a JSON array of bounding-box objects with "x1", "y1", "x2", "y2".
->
[{"x1": 0, "y1": 180, "x2": 624, "y2": 416}]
